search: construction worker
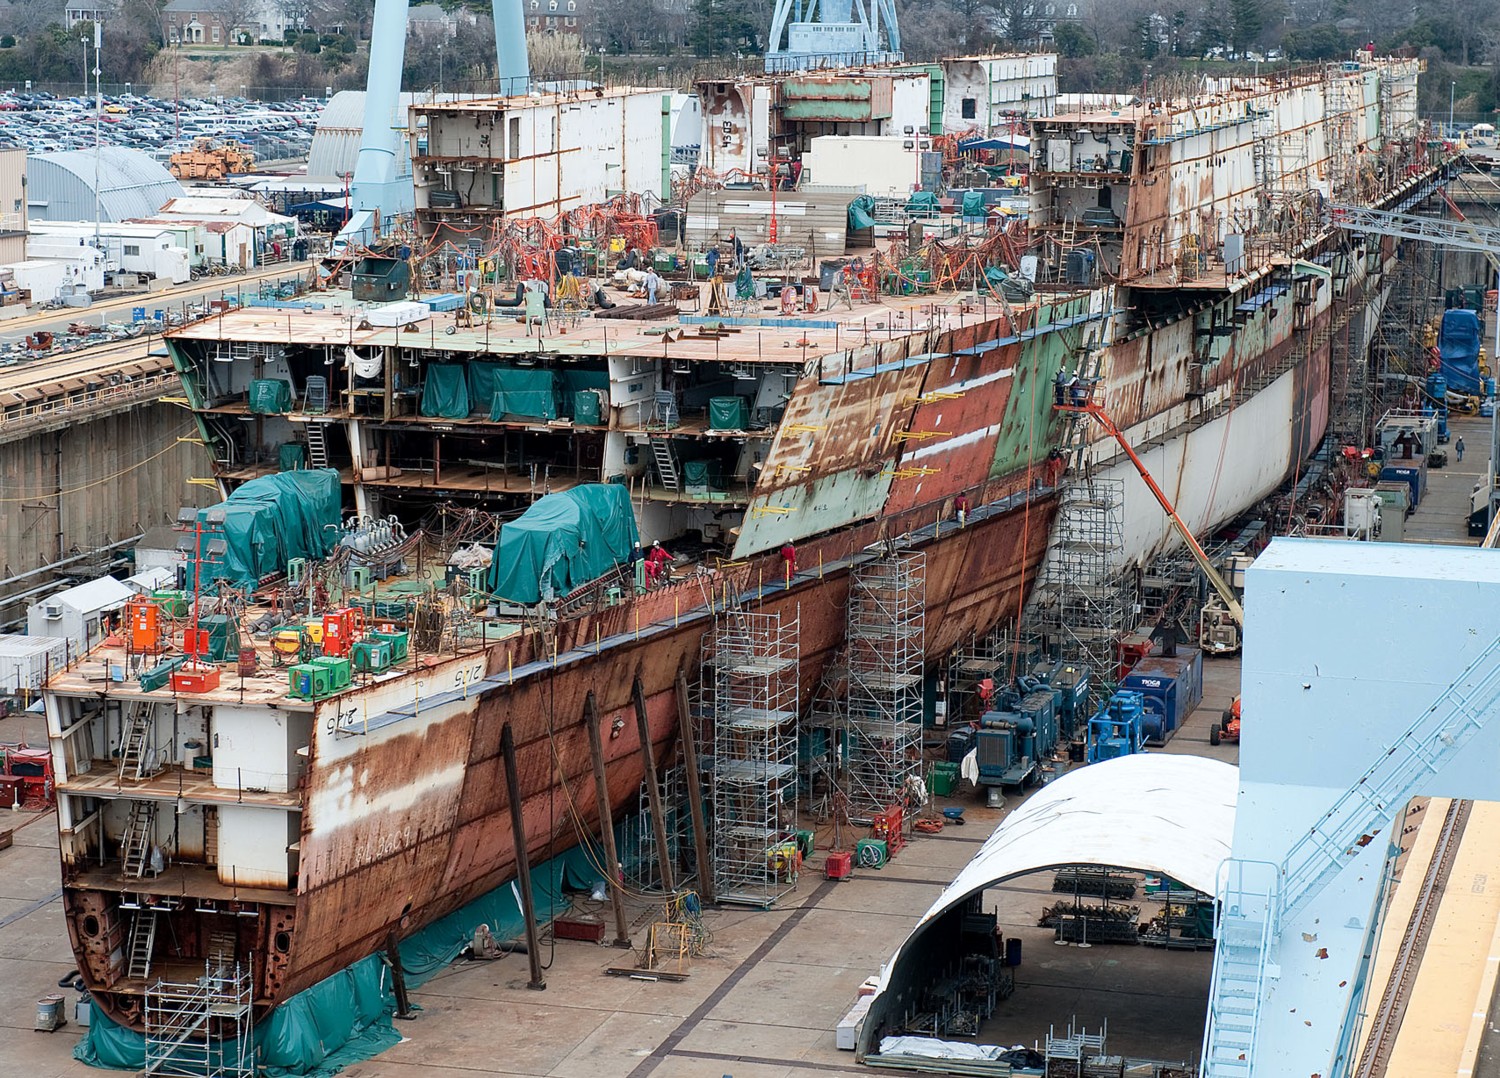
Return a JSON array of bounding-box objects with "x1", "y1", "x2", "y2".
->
[
  {"x1": 1457, "y1": 435, "x2": 1466, "y2": 461},
  {"x1": 780, "y1": 542, "x2": 797, "y2": 579},
  {"x1": 1054, "y1": 368, "x2": 1070, "y2": 405},
  {"x1": 643, "y1": 268, "x2": 662, "y2": 305},
  {"x1": 705, "y1": 245, "x2": 720, "y2": 278},
  {"x1": 954, "y1": 493, "x2": 969, "y2": 528}
]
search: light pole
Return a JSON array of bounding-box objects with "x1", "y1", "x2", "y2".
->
[
  {"x1": 598, "y1": 46, "x2": 605, "y2": 89},
  {"x1": 438, "y1": 41, "x2": 444, "y2": 94},
  {"x1": 1450, "y1": 81, "x2": 1456, "y2": 138}
]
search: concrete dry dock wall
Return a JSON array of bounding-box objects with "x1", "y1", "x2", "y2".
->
[{"x1": 0, "y1": 399, "x2": 212, "y2": 628}]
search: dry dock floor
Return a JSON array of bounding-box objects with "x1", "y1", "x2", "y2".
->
[{"x1": 0, "y1": 660, "x2": 1241, "y2": 1078}]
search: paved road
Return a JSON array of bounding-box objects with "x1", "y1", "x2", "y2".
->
[{"x1": 0, "y1": 260, "x2": 315, "y2": 346}]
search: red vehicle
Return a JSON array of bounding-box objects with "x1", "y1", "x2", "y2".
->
[{"x1": 1211, "y1": 696, "x2": 1241, "y2": 746}]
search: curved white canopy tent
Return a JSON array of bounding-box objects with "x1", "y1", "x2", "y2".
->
[{"x1": 860, "y1": 753, "x2": 1238, "y2": 1054}]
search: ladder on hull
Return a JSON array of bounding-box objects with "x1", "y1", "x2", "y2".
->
[
  {"x1": 305, "y1": 422, "x2": 329, "y2": 469},
  {"x1": 118, "y1": 701, "x2": 155, "y2": 781},
  {"x1": 127, "y1": 908, "x2": 158, "y2": 980},
  {"x1": 650, "y1": 438, "x2": 679, "y2": 492},
  {"x1": 121, "y1": 800, "x2": 158, "y2": 880}
]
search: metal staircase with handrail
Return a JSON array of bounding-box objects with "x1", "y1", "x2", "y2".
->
[{"x1": 1201, "y1": 634, "x2": 1500, "y2": 1076}]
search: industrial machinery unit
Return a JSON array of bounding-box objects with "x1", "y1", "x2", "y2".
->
[
  {"x1": 1086, "y1": 690, "x2": 1147, "y2": 764},
  {"x1": 972, "y1": 688, "x2": 1059, "y2": 796}
]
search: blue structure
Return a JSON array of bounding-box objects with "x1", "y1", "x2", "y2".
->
[
  {"x1": 764, "y1": 0, "x2": 901, "y2": 73},
  {"x1": 1203, "y1": 540, "x2": 1500, "y2": 1076},
  {"x1": 1086, "y1": 690, "x2": 1146, "y2": 763},
  {"x1": 1438, "y1": 307, "x2": 1484, "y2": 396}
]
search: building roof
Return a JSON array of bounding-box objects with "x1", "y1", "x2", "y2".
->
[
  {"x1": 37, "y1": 575, "x2": 133, "y2": 616},
  {"x1": 27, "y1": 147, "x2": 183, "y2": 223},
  {"x1": 868, "y1": 753, "x2": 1238, "y2": 1003}
]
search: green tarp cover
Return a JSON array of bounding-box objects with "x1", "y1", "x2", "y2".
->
[
  {"x1": 419, "y1": 364, "x2": 470, "y2": 418},
  {"x1": 573, "y1": 389, "x2": 602, "y2": 426},
  {"x1": 682, "y1": 460, "x2": 722, "y2": 489},
  {"x1": 195, "y1": 470, "x2": 343, "y2": 589},
  {"x1": 487, "y1": 483, "x2": 639, "y2": 604},
  {"x1": 961, "y1": 191, "x2": 986, "y2": 219},
  {"x1": 486, "y1": 368, "x2": 559, "y2": 422},
  {"x1": 848, "y1": 194, "x2": 877, "y2": 230},
  {"x1": 709, "y1": 396, "x2": 749, "y2": 430},
  {"x1": 75, "y1": 845, "x2": 602, "y2": 1076},
  {"x1": 278, "y1": 442, "x2": 306, "y2": 471},
  {"x1": 906, "y1": 190, "x2": 940, "y2": 217},
  {"x1": 249, "y1": 379, "x2": 293, "y2": 414}
]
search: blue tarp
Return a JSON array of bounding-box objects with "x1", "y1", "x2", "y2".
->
[
  {"x1": 487, "y1": 483, "x2": 639, "y2": 604},
  {"x1": 1439, "y1": 308, "x2": 1484, "y2": 395}
]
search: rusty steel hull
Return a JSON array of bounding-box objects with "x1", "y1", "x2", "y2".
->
[{"x1": 68, "y1": 481, "x2": 1055, "y2": 1028}]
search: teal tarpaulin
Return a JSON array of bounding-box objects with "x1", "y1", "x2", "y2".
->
[
  {"x1": 573, "y1": 389, "x2": 602, "y2": 426},
  {"x1": 419, "y1": 364, "x2": 470, "y2": 418},
  {"x1": 194, "y1": 470, "x2": 343, "y2": 589},
  {"x1": 74, "y1": 845, "x2": 602, "y2": 1076},
  {"x1": 74, "y1": 953, "x2": 399, "y2": 1077},
  {"x1": 249, "y1": 379, "x2": 293, "y2": 414},
  {"x1": 487, "y1": 483, "x2": 639, "y2": 604},
  {"x1": 708, "y1": 396, "x2": 749, "y2": 430},
  {"x1": 906, "y1": 190, "x2": 940, "y2": 218},
  {"x1": 848, "y1": 195, "x2": 877, "y2": 231},
  {"x1": 278, "y1": 442, "x2": 306, "y2": 471},
  {"x1": 487, "y1": 367, "x2": 559, "y2": 422},
  {"x1": 961, "y1": 191, "x2": 987, "y2": 219}
]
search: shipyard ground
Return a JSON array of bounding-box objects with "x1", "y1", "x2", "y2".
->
[{"x1": 3, "y1": 424, "x2": 1495, "y2": 1078}]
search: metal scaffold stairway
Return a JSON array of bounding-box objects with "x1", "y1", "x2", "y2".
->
[
  {"x1": 699, "y1": 607, "x2": 800, "y2": 906},
  {"x1": 1202, "y1": 637, "x2": 1500, "y2": 1076},
  {"x1": 144, "y1": 963, "x2": 255, "y2": 1077},
  {"x1": 842, "y1": 551, "x2": 925, "y2": 820},
  {"x1": 121, "y1": 800, "x2": 158, "y2": 880},
  {"x1": 126, "y1": 908, "x2": 158, "y2": 980},
  {"x1": 650, "y1": 439, "x2": 680, "y2": 492},
  {"x1": 118, "y1": 701, "x2": 156, "y2": 781},
  {"x1": 305, "y1": 422, "x2": 329, "y2": 469},
  {"x1": 1024, "y1": 479, "x2": 1130, "y2": 708}
]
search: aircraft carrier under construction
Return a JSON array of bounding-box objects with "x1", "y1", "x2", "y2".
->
[{"x1": 5, "y1": 8, "x2": 1500, "y2": 1078}]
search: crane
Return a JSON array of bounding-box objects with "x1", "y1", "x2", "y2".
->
[
  {"x1": 336, "y1": 0, "x2": 531, "y2": 249},
  {"x1": 1055, "y1": 393, "x2": 1245, "y2": 626}
]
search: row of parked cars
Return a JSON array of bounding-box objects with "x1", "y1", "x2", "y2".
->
[{"x1": 0, "y1": 90, "x2": 322, "y2": 162}]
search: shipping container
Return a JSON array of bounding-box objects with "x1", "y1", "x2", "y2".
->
[
  {"x1": 1121, "y1": 648, "x2": 1204, "y2": 745},
  {"x1": 1378, "y1": 462, "x2": 1427, "y2": 508}
]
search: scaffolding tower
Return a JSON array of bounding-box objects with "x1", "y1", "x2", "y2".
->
[
  {"x1": 143, "y1": 963, "x2": 254, "y2": 1078},
  {"x1": 843, "y1": 551, "x2": 925, "y2": 821},
  {"x1": 1025, "y1": 479, "x2": 1131, "y2": 707},
  {"x1": 701, "y1": 607, "x2": 800, "y2": 907}
]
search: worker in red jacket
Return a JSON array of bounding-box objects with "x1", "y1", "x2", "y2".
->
[{"x1": 780, "y1": 542, "x2": 797, "y2": 579}]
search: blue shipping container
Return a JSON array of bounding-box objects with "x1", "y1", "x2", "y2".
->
[
  {"x1": 1122, "y1": 648, "x2": 1204, "y2": 745},
  {"x1": 1379, "y1": 464, "x2": 1426, "y2": 508}
]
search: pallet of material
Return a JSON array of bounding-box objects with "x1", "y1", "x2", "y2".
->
[
  {"x1": 0, "y1": 828, "x2": 12, "y2": 851},
  {"x1": 594, "y1": 303, "x2": 678, "y2": 320},
  {"x1": 1051, "y1": 867, "x2": 1137, "y2": 899}
]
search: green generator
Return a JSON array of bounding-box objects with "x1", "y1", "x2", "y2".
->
[
  {"x1": 287, "y1": 663, "x2": 332, "y2": 699},
  {"x1": 351, "y1": 640, "x2": 392, "y2": 674},
  {"x1": 312, "y1": 655, "x2": 352, "y2": 689},
  {"x1": 369, "y1": 630, "x2": 409, "y2": 663}
]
